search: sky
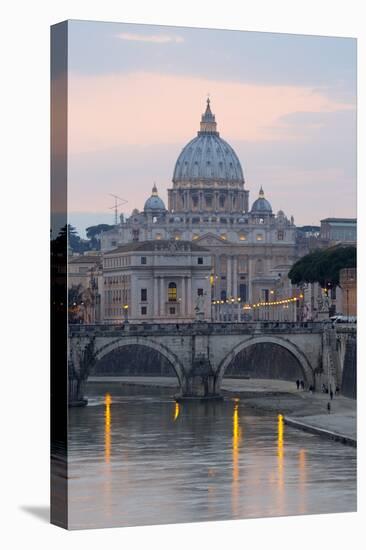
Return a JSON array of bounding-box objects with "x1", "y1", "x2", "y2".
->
[{"x1": 66, "y1": 20, "x2": 356, "y2": 237}]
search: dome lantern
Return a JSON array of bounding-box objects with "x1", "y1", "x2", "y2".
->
[{"x1": 199, "y1": 97, "x2": 218, "y2": 135}]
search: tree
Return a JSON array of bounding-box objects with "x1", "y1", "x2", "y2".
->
[
  {"x1": 288, "y1": 246, "x2": 356, "y2": 289},
  {"x1": 86, "y1": 224, "x2": 114, "y2": 239},
  {"x1": 86, "y1": 224, "x2": 114, "y2": 250},
  {"x1": 52, "y1": 224, "x2": 89, "y2": 253}
]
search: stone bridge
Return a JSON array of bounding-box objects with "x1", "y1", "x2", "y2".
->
[{"x1": 68, "y1": 321, "x2": 356, "y2": 405}]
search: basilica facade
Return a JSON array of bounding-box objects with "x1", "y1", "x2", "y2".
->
[{"x1": 101, "y1": 99, "x2": 298, "y2": 322}]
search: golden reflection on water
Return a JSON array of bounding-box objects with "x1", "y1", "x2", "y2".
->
[
  {"x1": 105, "y1": 393, "x2": 112, "y2": 464},
  {"x1": 173, "y1": 401, "x2": 180, "y2": 421},
  {"x1": 103, "y1": 393, "x2": 113, "y2": 518},
  {"x1": 298, "y1": 448, "x2": 307, "y2": 514},
  {"x1": 277, "y1": 413, "x2": 285, "y2": 513},
  {"x1": 232, "y1": 398, "x2": 242, "y2": 517}
]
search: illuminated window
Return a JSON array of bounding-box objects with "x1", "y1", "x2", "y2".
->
[
  {"x1": 155, "y1": 233, "x2": 162, "y2": 240},
  {"x1": 256, "y1": 234, "x2": 263, "y2": 241},
  {"x1": 192, "y1": 234, "x2": 199, "y2": 240},
  {"x1": 221, "y1": 234, "x2": 227, "y2": 240},
  {"x1": 239, "y1": 233, "x2": 246, "y2": 241},
  {"x1": 168, "y1": 282, "x2": 177, "y2": 302}
]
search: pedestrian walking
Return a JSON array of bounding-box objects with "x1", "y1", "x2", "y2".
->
[
  {"x1": 335, "y1": 386, "x2": 340, "y2": 395},
  {"x1": 296, "y1": 379, "x2": 300, "y2": 390},
  {"x1": 300, "y1": 380, "x2": 304, "y2": 390},
  {"x1": 327, "y1": 402, "x2": 331, "y2": 414},
  {"x1": 330, "y1": 389, "x2": 333, "y2": 400}
]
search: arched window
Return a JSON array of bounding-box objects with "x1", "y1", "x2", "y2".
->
[{"x1": 168, "y1": 282, "x2": 177, "y2": 302}]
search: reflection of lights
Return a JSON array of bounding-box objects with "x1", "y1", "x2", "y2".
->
[
  {"x1": 232, "y1": 399, "x2": 242, "y2": 518},
  {"x1": 173, "y1": 401, "x2": 180, "y2": 421},
  {"x1": 278, "y1": 413, "x2": 284, "y2": 449},
  {"x1": 277, "y1": 413, "x2": 285, "y2": 513},
  {"x1": 298, "y1": 448, "x2": 307, "y2": 514},
  {"x1": 105, "y1": 393, "x2": 112, "y2": 464}
]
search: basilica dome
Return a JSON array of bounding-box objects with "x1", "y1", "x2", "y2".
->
[
  {"x1": 251, "y1": 187, "x2": 272, "y2": 213},
  {"x1": 144, "y1": 184, "x2": 166, "y2": 212},
  {"x1": 172, "y1": 99, "x2": 244, "y2": 185}
]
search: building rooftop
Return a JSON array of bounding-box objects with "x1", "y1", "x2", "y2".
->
[
  {"x1": 104, "y1": 240, "x2": 210, "y2": 254},
  {"x1": 68, "y1": 254, "x2": 102, "y2": 264},
  {"x1": 320, "y1": 218, "x2": 357, "y2": 224}
]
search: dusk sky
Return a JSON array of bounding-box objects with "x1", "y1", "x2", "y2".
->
[{"x1": 67, "y1": 20, "x2": 356, "y2": 236}]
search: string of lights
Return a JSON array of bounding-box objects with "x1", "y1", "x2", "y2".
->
[{"x1": 211, "y1": 294, "x2": 304, "y2": 309}]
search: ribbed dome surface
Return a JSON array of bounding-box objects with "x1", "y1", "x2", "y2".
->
[
  {"x1": 173, "y1": 134, "x2": 244, "y2": 183},
  {"x1": 172, "y1": 98, "x2": 244, "y2": 185},
  {"x1": 144, "y1": 196, "x2": 166, "y2": 210}
]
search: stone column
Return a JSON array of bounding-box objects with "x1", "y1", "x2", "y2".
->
[
  {"x1": 187, "y1": 276, "x2": 192, "y2": 317},
  {"x1": 233, "y1": 256, "x2": 238, "y2": 298},
  {"x1": 181, "y1": 276, "x2": 186, "y2": 317},
  {"x1": 160, "y1": 277, "x2": 165, "y2": 318},
  {"x1": 154, "y1": 277, "x2": 159, "y2": 317},
  {"x1": 247, "y1": 258, "x2": 252, "y2": 304},
  {"x1": 215, "y1": 191, "x2": 218, "y2": 211},
  {"x1": 227, "y1": 256, "x2": 232, "y2": 298}
]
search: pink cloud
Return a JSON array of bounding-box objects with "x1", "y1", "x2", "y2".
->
[{"x1": 68, "y1": 71, "x2": 353, "y2": 154}]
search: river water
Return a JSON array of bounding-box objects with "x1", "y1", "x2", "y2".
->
[{"x1": 68, "y1": 382, "x2": 356, "y2": 530}]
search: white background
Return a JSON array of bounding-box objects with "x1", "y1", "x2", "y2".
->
[{"x1": 1, "y1": 1, "x2": 364, "y2": 548}]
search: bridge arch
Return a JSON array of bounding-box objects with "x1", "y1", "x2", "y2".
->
[
  {"x1": 93, "y1": 336, "x2": 186, "y2": 388},
  {"x1": 215, "y1": 335, "x2": 315, "y2": 391}
]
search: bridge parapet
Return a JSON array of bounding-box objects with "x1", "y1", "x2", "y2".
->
[{"x1": 69, "y1": 321, "x2": 327, "y2": 338}]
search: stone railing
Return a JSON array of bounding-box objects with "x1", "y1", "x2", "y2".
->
[{"x1": 69, "y1": 320, "x2": 328, "y2": 337}]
